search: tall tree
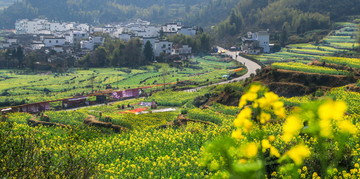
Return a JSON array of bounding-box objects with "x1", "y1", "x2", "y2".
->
[
  {"x1": 16, "y1": 46, "x2": 24, "y2": 68},
  {"x1": 143, "y1": 41, "x2": 154, "y2": 62},
  {"x1": 280, "y1": 22, "x2": 289, "y2": 47},
  {"x1": 124, "y1": 38, "x2": 144, "y2": 67}
]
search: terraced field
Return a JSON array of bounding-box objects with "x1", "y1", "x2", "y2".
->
[
  {"x1": 0, "y1": 56, "x2": 245, "y2": 107},
  {"x1": 254, "y1": 21, "x2": 360, "y2": 76},
  {"x1": 255, "y1": 22, "x2": 359, "y2": 65}
]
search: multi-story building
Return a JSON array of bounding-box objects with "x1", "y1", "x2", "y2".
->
[
  {"x1": 43, "y1": 37, "x2": 66, "y2": 47},
  {"x1": 241, "y1": 31, "x2": 270, "y2": 54},
  {"x1": 154, "y1": 40, "x2": 173, "y2": 57}
]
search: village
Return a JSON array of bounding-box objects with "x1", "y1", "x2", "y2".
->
[
  {"x1": 0, "y1": 18, "x2": 195, "y2": 65},
  {"x1": 0, "y1": 18, "x2": 272, "y2": 66}
]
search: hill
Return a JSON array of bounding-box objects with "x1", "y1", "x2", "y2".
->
[
  {"x1": 215, "y1": 0, "x2": 360, "y2": 40},
  {"x1": 0, "y1": 0, "x2": 237, "y2": 29}
]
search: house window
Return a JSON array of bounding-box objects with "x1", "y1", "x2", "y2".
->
[
  {"x1": 49, "y1": 40, "x2": 52, "y2": 43},
  {"x1": 162, "y1": 44, "x2": 166, "y2": 48},
  {"x1": 82, "y1": 34, "x2": 85, "y2": 37},
  {"x1": 56, "y1": 40, "x2": 59, "y2": 43}
]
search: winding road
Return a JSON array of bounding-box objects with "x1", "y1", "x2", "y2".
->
[{"x1": 184, "y1": 46, "x2": 262, "y2": 92}]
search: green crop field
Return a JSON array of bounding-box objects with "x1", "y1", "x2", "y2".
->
[
  {"x1": 0, "y1": 55, "x2": 245, "y2": 108},
  {"x1": 254, "y1": 22, "x2": 359, "y2": 64},
  {"x1": 272, "y1": 62, "x2": 348, "y2": 75}
]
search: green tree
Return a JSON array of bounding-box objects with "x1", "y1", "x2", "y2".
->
[
  {"x1": 16, "y1": 46, "x2": 24, "y2": 68},
  {"x1": 280, "y1": 22, "x2": 289, "y2": 47},
  {"x1": 143, "y1": 41, "x2": 154, "y2": 62},
  {"x1": 124, "y1": 38, "x2": 144, "y2": 67}
]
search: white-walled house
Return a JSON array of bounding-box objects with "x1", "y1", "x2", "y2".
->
[
  {"x1": 119, "y1": 33, "x2": 132, "y2": 42},
  {"x1": 162, "y1": 23, "x2": 182, "y2": 33},
  {"x1": 15, "y1": 19, "x2": 47, "y2": 34},
  {"x1": 76, "y1": 24, "x2": 90, "y2": 32},
  {"x1": 68, "y1": 31, "x2": 89, "y2": 44},
  {"x1": 43, "y1": 37, "x2": 66, "y2": 47},
  {"x1": 45, "y1": 22, "x2": 67, "y2": 32},
  {"x1": 256, "y1": 31, "x2": 270, "y2": 53},
  {"x1": 136, "y1": 26, "x2": 160, "y2": 38},
  {"x1": 154, "y1": 40, "x2": 173, "y2": 57},
  {"x1": 80, "y1": 36, "x2": 105, "y2": 50},
  {"x1": 15, "y1": 19, "x2": 28, "y2": 34},
  {"x1": 241, "y1": 31, "x2": 270, "y2": 53},
  {"x1": 172, "y1": 45, "x2": 192, "y2": 55},
  {"x1": 177, "y1": 28, "x2": 196, "y2": 36}
]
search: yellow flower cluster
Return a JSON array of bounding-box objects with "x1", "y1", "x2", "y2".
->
[
  {"x1": 262, "y1": 139, "x2": 280, "y2": 157},
  {"x1": 283, "y1": 144, "x2": 311, "y2": 166},
  {"x1": 318, "y1": 100, "x2": 357, "y2": 137},
  {"x1": 282, "y1": 115, "x2": 303, "y2": 142}
]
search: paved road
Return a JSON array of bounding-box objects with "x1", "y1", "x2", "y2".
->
[{"x1": 184, "y1": 47, "x2": 262, "y2": 92}]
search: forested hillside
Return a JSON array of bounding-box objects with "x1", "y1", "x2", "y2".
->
[
  {"x1": 215, "y1": 0, "x2": 360, "y2": 38},
  {"x1": 0, "y1": 0, "x2": 237, "y2": 29}
]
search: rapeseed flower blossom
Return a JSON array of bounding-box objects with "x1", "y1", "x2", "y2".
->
[
  {"x1": 268, "y1": 135, "x2": 275, "y2": 142},
  {"x1": 285, "y1": 144, "x2": 311, "y2": 166},
  {"x1": 282, "y1": 115, "x2": 303, "y2": 142},
  {"x1": 245, "y1": 142, "x2": 258, "y2": 158},
  {"x1": 338, "y1": 120, "x2": 357, "y2": 134},
  {"x1": 232, "y1": 130, "x2": 244, "y2": 140},
  {"x1": 318, "y1": 100, "x2": 347, "y2": 121},
  {"x1": 234, "y1": 107, "x2": 253, "y2": 132},
  {"x1": 260, "y1": 112, "x2": 271, "y2": 124}
]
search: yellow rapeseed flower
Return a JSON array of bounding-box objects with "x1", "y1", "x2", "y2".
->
[
  {"x1": 272, "y1": 101, "x2": 286, "y2": 118},
  {"x1": 239, "y1": 93, "x2": 258, "y2": 108},
  {"x1": 338, "y1": 120, "x2": 357, "y2": 134},
  {"x1": 234, "y1": 108, "x2": 252, "y2": 127},
  {"x1": 270, "y1": 146, "x2": 280, "y2": 158},
  {"x1": 282, "y1": 115, "x2": 303, "y2": 142},
  {"x1": 318, "y1": 100, "x2": 347, "y2": 121},
  {"x1": 262, "y1": 92, "x2": 280, "y2": 108},
  {"x1": 232, "y1": 130, "x2": 244, "y2": 140},
  {"x1": 260, "y1": 112, "x2": 271, "y2": 124},
  {"x1": 319, "y1": 117, "x2": 332, "y2": 137},
  {"x1": 355, "y1": 163, "x2": 359, "y2": 168},
  {"x1": 246, "y1": 142, "x2": 258, "y2": 158},
  {"x1": 249, "y1": 84, "x2": 262, "y2": 93},
  {"x1": 269, "y1": 135, "x2": 276, "y2": 142},
  {"x1": 242, "y1": 119, "x2": 254, "y2": 132},
  {"x1": 286, "y1": 144, "x2": 311, "y2": 166},
  {"x1": 262, "y1": 139, "x2": 271, "y2": 151}
]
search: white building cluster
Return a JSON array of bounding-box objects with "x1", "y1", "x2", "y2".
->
[{"x1": 7, "y1": 18, "x2": 196, "y2": 58}]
